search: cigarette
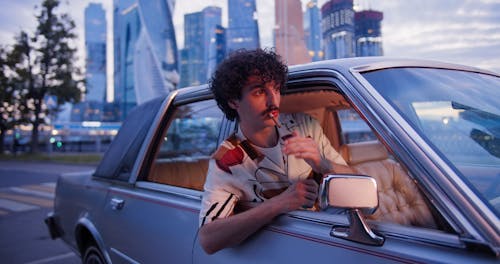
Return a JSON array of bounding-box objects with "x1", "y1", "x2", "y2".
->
[{"x1": 269, "y1": 112, "x2": 281, "y2": 128}]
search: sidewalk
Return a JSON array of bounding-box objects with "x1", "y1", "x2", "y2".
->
[{"x1": 0, "y1": 160, "x2": 96, "y2": 174}]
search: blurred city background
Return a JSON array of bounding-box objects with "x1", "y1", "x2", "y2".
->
[{"x1": 0, "y1": 0, "x2": 499, "y2": 157}]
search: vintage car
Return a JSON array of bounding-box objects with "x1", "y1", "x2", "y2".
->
[{"x1": 46, "y1": 57, "x2": 500, "y2": 263}]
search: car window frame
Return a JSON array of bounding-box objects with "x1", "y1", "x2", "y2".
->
[
  {"x1": 345, "y1": 66, "x2": 499, "y2": 251},
  {"x1": 284, "y1": 68, "x2": 489, "y2": 251},
  {"x1": 135, "y1": 87, "x2": 232, "y2": 191}
]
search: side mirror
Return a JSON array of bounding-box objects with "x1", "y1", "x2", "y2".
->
[{"x1": 319, "y1": 175, "x2": 384, "y2": 246}]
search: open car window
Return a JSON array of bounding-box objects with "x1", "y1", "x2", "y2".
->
[
  {"x1": 283, "y1": 89, "x2": 443, "y2": 229},
  {"x1": 147, "y1": 99, "x2": 223, "y2": 190}
]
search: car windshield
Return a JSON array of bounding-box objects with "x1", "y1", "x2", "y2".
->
[{"x1": 361, "y1": 67, "x2": 500, "y2": 216}]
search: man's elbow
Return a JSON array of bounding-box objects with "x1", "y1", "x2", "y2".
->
[{"x1": 199, "y1": 225, "x2": 221, "y2": 255}]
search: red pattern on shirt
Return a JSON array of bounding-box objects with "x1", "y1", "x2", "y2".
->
[{"x1": 216, "y1": 147, "x2": 244, "y2": 174}]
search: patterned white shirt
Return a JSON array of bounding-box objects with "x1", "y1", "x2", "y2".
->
[{"x1": 199, "y1": 113, "x2": 347, "y2": 226}]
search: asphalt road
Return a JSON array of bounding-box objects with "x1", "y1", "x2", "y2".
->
[{"x1": 0, "y1": 160, "x2": 95, "y2": 264}]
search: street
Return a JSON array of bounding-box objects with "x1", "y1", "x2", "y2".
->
[{"x1": 0, "y1": 160, "x2": 95, "y2": 264}]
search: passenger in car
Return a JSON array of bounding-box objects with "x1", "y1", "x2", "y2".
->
[{"x1": 198, "y1": 49, "x2": 354, "y2": 254}]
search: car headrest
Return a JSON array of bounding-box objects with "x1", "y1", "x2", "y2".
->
[{"x1": 339, "y1": 141, "x2": 389, "y2": 165}]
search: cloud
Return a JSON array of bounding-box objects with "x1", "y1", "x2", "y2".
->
[
  {"x1": 0, "y1": 0, "x2": 39, "y2": 44},
  {"x1": 373, "y1": 0, "x2": 500, "y2": 72},
  {"x1": 1, "y1": 0, "x2": 499, "y2": 74}
]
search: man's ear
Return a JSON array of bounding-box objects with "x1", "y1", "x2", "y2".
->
[{"x1": 228, "y1": 99, "x2": 239, "y2": 110}]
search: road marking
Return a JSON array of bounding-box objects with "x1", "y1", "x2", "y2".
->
[
  {"x1": 24, "y1": 252, "x2": 77, "y2": 264},
  {"x1": 10, "y1": 187, "x2": 55, "y2": 199},
  {"x1": 0, "y1": 193, "x2": 53, "y2": 207},
  {"x1": 0, "y1": 182, "x2": 56, "y2": 215},
  {"x1": 23, "y1": 184, "x2": 55, "y2": 193},
  {"x1": 41, "y1": 182, "x2": 56, "y2": 188},
  {"x1": 0, "y1": 198, "x2": 39, "y2": 211}
]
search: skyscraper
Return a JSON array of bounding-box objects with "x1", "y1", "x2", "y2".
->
[
  {"x1": 274, "y1": 0, "x2": 310, "y2": 65},
  {"x1": 215, "y1": 25, "x2": 227, "y2": 65},
  {"x1": 321, "y1": 0, "x2": 355, "y2": 59},
  {"x1": 135, "y1": 1, "x2": 179, "y2": 98},
  {"x1": 227, "y1": 0, "x2": 260, "y2": 53},
  {"x1": 78, "y1": 3, "x2": 108, "y2": 122},
  {"x1": 180, "y1": 7, "x2": 222, "y2": 87},
  {"x1": 84, "y1": 3, "x2": 107, "y2": 103},
  {"x1": 355, "y1": 10, "x2": 383, "y2": 57},
  {"x1": 113, "y1": 0, "x2": 179, "y2": 120},
  {"x1": 113, "y1": 0, "x2": 139, "y2": 119},
  {"x1": 304, "y1": 0, "x2": 323, "y2": 61}
]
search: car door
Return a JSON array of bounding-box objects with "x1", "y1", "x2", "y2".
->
[
  {"x1": 192, "y1": 72, "x2": 498, "y2": 263},
  {"x1": 97, "y1": 93, "x2": 227, "y2": 263}
]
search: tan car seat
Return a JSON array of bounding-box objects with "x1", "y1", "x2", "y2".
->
[{"x1": 339, "y1": 141, "x2": 437, "y2": 228}]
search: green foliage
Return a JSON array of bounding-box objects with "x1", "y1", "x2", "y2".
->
[
  {"x1": 5, "y1": 0, "x2": 85, "y2": 153},
  {"x1": 0, "y1": 44, "x2": 26, "y2": 153}
]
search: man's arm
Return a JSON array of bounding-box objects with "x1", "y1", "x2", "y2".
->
[
  {"x1": 283, "y1": 132, "x2": 355, "y2": 174},
  {"x1": 199, "y1": 178, "x2": 318, "y2": 254}
]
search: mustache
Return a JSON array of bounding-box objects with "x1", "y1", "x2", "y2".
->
[{"x1": 262, "y1": 106, "x2": 279, "y2": 116}]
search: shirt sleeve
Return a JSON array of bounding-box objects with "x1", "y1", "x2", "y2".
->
[
  {"x1": 199, "y1": 160, "x2": 240, "y2": 226},
  {"x1": 300, "y1": 113, "x2": 348, "y2": 167}
]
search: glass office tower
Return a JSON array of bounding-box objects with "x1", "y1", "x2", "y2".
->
[
  {"x1": 321, "y1": 0, "x2": 355, "y2": 59},
  {"x1": 180, "y1": 7, "x2": 222, "y2": 88},
  {"x1": 113, "y1": 0, "x2": 179, "y2": 119},
  {"x1": 304, "y1": 0, "x2": 323, "y2": 61},
  {"x1": 355, "y1": 10, "x2": 384, "y2": 57},
  {"x1": 227, "y1": 0, "x2": 260, "y2": 53},
  {"x1": 84, "y1": 3, "x2": 107, "y2": 103},
  {"x1": 134, "y1": 0, "x2": 179, "y2": 102}
]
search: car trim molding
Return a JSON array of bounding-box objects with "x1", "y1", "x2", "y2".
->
[
  {"x1": 110, "y1": 247, "x2": 140, "y2": 264},
  {"x1": 266, "y1": 226, "x2": 420, "y2": 264},
  {"x1": 108, "y1": 186, "x2": 199, "y2": 213},
  {"x1": 130, "y1": 91, "x2": 179, "y2": 184}
]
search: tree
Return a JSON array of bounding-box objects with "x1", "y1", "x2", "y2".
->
[
  {"x1": 11, "y1": 0, "x2": 84, "y2": 153},
  {"x1": 0, "y1": 46, "x2": 16, "y2": 153}
]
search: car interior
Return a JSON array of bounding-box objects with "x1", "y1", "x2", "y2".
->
[{"x1": 147, "y1": 89, "x2": 441, "y2": 230}]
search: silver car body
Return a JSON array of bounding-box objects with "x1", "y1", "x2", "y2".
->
[{"x1": 46, "y1": 57, "x2": 500, "y2": 263}]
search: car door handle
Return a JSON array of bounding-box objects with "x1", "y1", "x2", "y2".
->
[{"x1": 110, "y1": 198, "x2": 125, "y2": 210}]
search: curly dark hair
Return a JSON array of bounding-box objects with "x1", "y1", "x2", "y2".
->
[{"x1": 209, "y1": 48, "x2": 288, "y2": 121}]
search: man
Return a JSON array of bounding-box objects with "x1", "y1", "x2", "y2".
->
[{"x1": 199, "y1": 49, "x2": 353, "y2": 254}]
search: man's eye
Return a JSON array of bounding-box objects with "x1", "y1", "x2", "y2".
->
[{"x1": 254, "y1": 89, "x2": 264, "y2": 95}]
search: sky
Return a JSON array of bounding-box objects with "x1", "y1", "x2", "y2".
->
[{"x1": 0, "y1": 0, "x2": 499, "y2": 100}]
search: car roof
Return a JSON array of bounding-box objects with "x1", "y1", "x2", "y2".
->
[
  {"x1": 175, "y1": 57, "x2": 499, "y2": 100},
  {"x1": 289, "y1": 56, "x2": 499, "y2": 76}
]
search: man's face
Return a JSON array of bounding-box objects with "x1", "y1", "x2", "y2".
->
[{"x1": 229, "y1": 75, "x2": 281, "y2": 131}]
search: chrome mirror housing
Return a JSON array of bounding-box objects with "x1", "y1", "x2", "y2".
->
[
  {"x1": 319, "y1": 174, "x2": 384, "y2": 246},
  {"x1": 319, "y1": 174, "x2": 378, "y2": 212}
]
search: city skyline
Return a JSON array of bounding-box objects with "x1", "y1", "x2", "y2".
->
[{"x1": 0, "y1": 0, "x2": 499, "y2": 102}]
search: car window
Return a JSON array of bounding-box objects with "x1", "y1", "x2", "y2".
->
[
  {"x1": 281, "y1": 89, "x2": 442, "y2": 229},
  {"x1": 336, "y1": 106, "x2": 441, "y2": 229},
  {"x1": 362, "y1": 68, "x2": 500, "y2": 216},
  {"x1": 338, "y1": 109, "x2": 377, "y2": 144},
  {"x1": 147, "y1": 99, "x2": 223, "y2": 190}
]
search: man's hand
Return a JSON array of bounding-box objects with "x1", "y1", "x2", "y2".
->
[
  {"x1": 273, "y1": 178, "x2": 318, "y2": 213},
  {"x1": 199, "y1": 178, "x2": 318, "y2": 255},
  {"x1": 282, "y1": 131, "x2": 325, "y2": 173}
]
